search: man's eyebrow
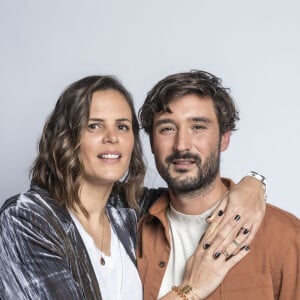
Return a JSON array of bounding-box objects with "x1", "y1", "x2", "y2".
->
[
  {"x1": 191, "y1": 117, "x2": 212, "y2": 124},
  {"x1": 153, "y1": 119, "x2": 175, "y2": 127},
  {"x1": 154, "y1": 117, "x2": 212, "y2": 126}
]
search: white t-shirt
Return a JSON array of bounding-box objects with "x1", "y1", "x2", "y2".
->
[
  {"x1": 70, "y1": 211, "x2": 142, "y2": 300},
  {"x1": 158, "y1": 204, "x2": 215, "y2": 298}
]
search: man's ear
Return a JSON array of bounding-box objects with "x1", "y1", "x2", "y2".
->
[
  {"x1": 220, "y1": 131, "x2": 231, "y2": 152},
  {"x1": 150, "y1": 135, "x2": 154, "y2": 153}
]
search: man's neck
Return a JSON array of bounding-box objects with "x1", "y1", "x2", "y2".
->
[{"x1": 169, "y1": 176, "x2": 228, "y2": 215}]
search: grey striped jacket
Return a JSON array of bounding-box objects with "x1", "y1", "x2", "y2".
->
[{"x1": 0, "y1": 184, "x2": 163, "y2": 300}]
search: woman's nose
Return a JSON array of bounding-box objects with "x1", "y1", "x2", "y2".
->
[{"x1": 102, "y1": 129, "x2": 119, "y2": 144}]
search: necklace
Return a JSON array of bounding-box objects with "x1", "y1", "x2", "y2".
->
[{"x1": 100, "y1": 212, "x2": 106, "y2": 266}]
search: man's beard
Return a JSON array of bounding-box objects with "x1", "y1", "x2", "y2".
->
[{"x1": 156, "y1": 148, "x2": 220, "y2": 195}]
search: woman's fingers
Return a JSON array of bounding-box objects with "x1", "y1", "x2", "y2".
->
[
  {"x1": 183, "y1": 235, "x2": 251, "y2": 300},
  {"x1": 218, "y1": 226, "x2": 251, "y2": 258},
  {"x1": 202, "y1": 180, "x2": 265, "y2": 252},
  {"x1": 223, "y1": 244, "x2": 251, "y2": 268},
  {"x1": 202, "y1": 210, "x2": 243, "y2": 252},
  {"x1": 205, "y1": 192, "x2": 229, "y2": 224},
  {"x1": 200, "y1": 194, "x2": 229, "y2": 247},
  {"x1": 204, "y1": 214, "x2": 243, "y2": 257}
]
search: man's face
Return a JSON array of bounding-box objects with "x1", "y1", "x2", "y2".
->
[{"x1": 151, "y1": 94, "x2": 230, "y2": 194}]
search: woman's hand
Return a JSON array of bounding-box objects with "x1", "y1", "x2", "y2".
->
[
  {"x1": 182, "y1": 240, "x2": 250, "y2": 299},
  {"x1": 159, "y1": 175, "x2": 265, "y2": 299},
  {"x1": 201, "y1": 175, "x2": 266, "y2": 259},
  {"x1": 159, "y1": 231, "x2": 250, "y2": 300}
]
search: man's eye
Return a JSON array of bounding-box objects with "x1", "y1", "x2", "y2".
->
[
  {"x1": 193, "y1": 125, "x2": 206, "y2": 131},
  {"x1": 159, "y1": 127, "x2": 175, "y2": 134}
]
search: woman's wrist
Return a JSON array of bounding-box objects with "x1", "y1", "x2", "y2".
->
[{"x1": 171, "y1": 284, "x2": 203, "y2": 300}]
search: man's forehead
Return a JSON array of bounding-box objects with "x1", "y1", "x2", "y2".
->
[{"x1": 154, "y1": 95, "x2": 216, "y2": 119}]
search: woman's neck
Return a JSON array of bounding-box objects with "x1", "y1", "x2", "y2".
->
[
  {"x1": 70, "y1": 181, "x2": 113, "y2": 255},
  {"x1": 74, "y1": 181, "x2": 113, "y2": 221}
]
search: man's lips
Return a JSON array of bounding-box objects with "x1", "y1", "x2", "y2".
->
[{"x1": 172, "y1": 159, "x2": 195, "y2": 165}]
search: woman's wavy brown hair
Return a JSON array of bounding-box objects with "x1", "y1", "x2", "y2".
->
[{"x1": 31, "y1": 75, "x2": 146, "y2": 215}]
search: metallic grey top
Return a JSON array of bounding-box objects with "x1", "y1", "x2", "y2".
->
[{"x1": 0, "y1": 184, "x2": 150, "y2": 300}]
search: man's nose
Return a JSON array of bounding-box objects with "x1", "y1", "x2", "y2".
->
[{"x1": 173, "y1": 129, "x2": 191, "y2": 152}]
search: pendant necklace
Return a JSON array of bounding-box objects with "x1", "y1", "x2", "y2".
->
[{"x1": 100, "y1": 212, "x2": 106, "y2": 266}]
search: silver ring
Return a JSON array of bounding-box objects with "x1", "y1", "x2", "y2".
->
[
  {"x1": 233, "y1": 239, "x2": 240, "y2": 247},
  {"x1": 223, "y1": 251, "x2": 230, "y2": 258}
]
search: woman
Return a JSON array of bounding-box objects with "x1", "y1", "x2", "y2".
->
[{"x1": 0, "y1": 75, "x2": 265, "y2": 299}]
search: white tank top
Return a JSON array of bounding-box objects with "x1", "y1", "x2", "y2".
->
[{"x1": 70, "y1": 211, "x2": 142, "y2": 300}]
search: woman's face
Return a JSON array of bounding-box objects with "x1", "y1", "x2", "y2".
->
[{"x1": 79, "y1": 89, "x2": 134, "y2": 187}]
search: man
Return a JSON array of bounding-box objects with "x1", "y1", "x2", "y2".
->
[{"x1": 137, "y1": 70, "x2": 300, "y2": 299}]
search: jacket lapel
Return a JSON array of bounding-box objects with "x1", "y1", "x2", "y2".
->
[
  {"x1": 31, "y1": 184, "x2": 102, "y2": 300},
  {"x1": 106, "y1": 204, "x2": 137, "y2": 265}
]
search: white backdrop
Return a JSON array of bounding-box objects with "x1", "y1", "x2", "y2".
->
[{"x1": 1, "y1": 0, "x2": 299, "y2": 217}]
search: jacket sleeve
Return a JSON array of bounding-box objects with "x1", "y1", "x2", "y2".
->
[
  {"x1": 277, "y1": 219, "x2": 300, "y2": 300},
  {"x1": 0, "y1": 197, "x2": 86, "y2": 300}
]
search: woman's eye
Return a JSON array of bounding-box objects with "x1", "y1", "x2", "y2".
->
[
  {"x1": 87, "y1": 123, "x2": 100, "y2": 130},
  {"x1": 118, "y1": 124, "x2": 130, "y2": 131}
]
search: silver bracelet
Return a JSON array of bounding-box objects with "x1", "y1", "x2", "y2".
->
[{"x1": 247, "y1": 171, "x2": 267, "y2": 201}]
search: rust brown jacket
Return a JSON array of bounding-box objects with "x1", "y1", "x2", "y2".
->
[{"x1": 137, "y1": 188, "x2": 300, "y2": 300}]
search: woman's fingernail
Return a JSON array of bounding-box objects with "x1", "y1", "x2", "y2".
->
[
  {"x1": 241, "y1": 245, "x2": 250, "y2": 251},
  {"x1": 234, "y1": 214, "x2": 241, "y2": 221},
  {"x1": 218, "y1": 210, "x2": 224, "y2": 217},
  {"x1": 243, "y1": 228, "x2": 250, "y2": 235},
  {"x1": 203, "y1": 243, "x2": 210, "y2": 249},
  {"x1": 226, "y1": 254, "x2": 235, "y2": 260},
  {"x1": 214, "y1": 252, "x2": 221, "y2": 259}
]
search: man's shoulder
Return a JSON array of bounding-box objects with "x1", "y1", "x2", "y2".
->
[
  {"x1": 261, "y1": 203, "x2": 300, "y2": 242},
  {"x1": 265, "y1": 203, "x2": 300, "y2": 228},
  {"x1": 138, "y1": 187, "x2": 168, "y2": 218}
]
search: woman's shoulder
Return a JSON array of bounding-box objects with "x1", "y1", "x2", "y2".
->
[
  {"x1": 1, "y1": 184, "x2": 50, "y2": 216},
  {"x1": 0, "y1": 184, "x2": 70, "y2": 229}
]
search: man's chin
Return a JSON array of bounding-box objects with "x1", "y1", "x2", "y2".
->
[
  {"x1": 167, "y1": 176, "x2": 198, "y2": 188},
  {"x1": 169, "y1": 165, "x2": 198, "y2": 175}
]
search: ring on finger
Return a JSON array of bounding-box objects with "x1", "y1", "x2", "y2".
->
[
  {"x1": 232, "y1": 239, "x2": 240, "y2": 247},
  {"x1": 223, "y1": 251, "x2": 230, "y2": 258}
]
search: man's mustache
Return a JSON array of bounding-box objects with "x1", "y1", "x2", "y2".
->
[{"x1": 165, "y1": 151, "x2": 201, "y2": 165}]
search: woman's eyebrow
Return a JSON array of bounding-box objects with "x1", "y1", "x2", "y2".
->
[{"x1": 88, "y1": 117, "x2": 132, "y2": 123}]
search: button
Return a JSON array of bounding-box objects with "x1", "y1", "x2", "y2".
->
[{"x1": 159, "y1": 261, "x2": 165, "y2": 268}]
